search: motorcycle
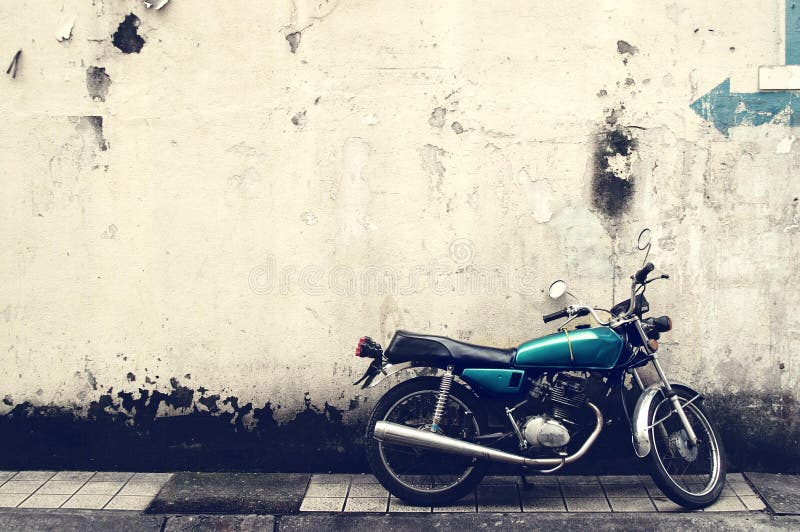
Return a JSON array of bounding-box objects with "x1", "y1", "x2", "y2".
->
[{"x1": 353, "y1": 229, "x2": 726, "y2": 508}]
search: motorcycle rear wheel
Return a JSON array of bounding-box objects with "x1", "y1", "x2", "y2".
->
[
  {"x1": 647, "y1": 387, "x2": 727, "y2": 509},
  {"x1": 365, "y1": 376, "x2": 487, "y2": 506}
]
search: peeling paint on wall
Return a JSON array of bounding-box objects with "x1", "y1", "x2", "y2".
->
[
  {"x1": 86, "y1": 67, "x2": 111, "y2": 102},
  {"x1": 591, "y1": 117, "x2": 637, "y2": 219},
  {"x1": 112, "y1": 14, "x2": 145, "y2": 54}
]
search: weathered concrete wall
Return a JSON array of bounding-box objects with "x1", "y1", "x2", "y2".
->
[{"x1": 0, "y1": 1, "x2": 798, "y2": 471}]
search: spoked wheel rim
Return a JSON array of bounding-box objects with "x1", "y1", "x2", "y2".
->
[
  {"x1": 650, "y1": 395, "x2": 722, "y2": 497},
  {"x1": 378, "y1": 390, "x2": 480, "y2": 493}
]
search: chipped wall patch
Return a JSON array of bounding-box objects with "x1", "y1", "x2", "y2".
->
[
  {"x1": 144, "y1": 0, "x2": 170, "y2": 9},
  {"x1": 286, "y1": 31, "x2": 302, "y2": 53},
  {"x1": 113, "y1": 14, "x2": 145, "y2": 54},
  {"x1": 428, "y1": 107, "x2": 447, "y2": 128},
  {"x1": 56, "y1": 16, "x2": 76, "y2": 42},
  {"x1": 75, "y1": 116, "x2": 109, "y2": 152},
  {"x1": 86, "y1": 66, "x2": 111, "y2": 102},
  {"x1": 776, "y1": 135, "x2": 796, "y2": 154}
]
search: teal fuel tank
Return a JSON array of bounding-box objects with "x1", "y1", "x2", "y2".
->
[{"x1": 514, "y1": 327, "x2": 623, "y2": 370}]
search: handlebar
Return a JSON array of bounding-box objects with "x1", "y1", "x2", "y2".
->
[
  {"x1": 634, "y1": 262, "x2": 655, "y2": 283},
  {"x1": 542, "y1": 306, "x2": 591, "y2": 324},
  {"x1": 542, "y1": 308, "x2": 569, "y2": 323}
]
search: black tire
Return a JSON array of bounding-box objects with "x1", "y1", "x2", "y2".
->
[
  {"x1": 366, "y1": 376, "x2": 488, "y2": 506},
  {"x1": 647, "y1": 386, "x2": 727, "y2": 509}
]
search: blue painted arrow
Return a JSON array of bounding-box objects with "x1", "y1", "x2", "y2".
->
[
  {"x1": 690, "y1": 79, "x2": 800, "y2": 136},
  {"x1": 690, "y1": 2, "x2": 800, "y2": 135},
  {"x1": 788, "y1": 1, "x2": 800, "y2": 64}
]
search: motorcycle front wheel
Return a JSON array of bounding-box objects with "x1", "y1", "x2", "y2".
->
[
  {"x1": 365, "y1": 376, "x2": 487, "y2": 506},
  {"x1": 647, "y1": 387, "x2": 727, "y2": 509}
]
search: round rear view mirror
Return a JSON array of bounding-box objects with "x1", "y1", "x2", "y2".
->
[
  {"x1": 548, "y1": 280, "x2": 567, "y2": 299},
  {"x1": 637, "y1": 228, "x2": 651, "y2": 250}
]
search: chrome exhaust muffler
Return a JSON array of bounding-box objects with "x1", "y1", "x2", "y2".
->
[{"x1": 373, "y1": 402, "x2": 603, "y2": 468}]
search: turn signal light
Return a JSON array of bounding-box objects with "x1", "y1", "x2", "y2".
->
[
  {"x1": 648, "y1": 339, "x2": 659, "y2": 352},
  {"x1": 355, "y1": 336, "x2": 367, "y2": 357}
]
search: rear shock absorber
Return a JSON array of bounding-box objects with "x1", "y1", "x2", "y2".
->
[{"x1": 431, "y1": 366, "x2": 454, "y2": 433}]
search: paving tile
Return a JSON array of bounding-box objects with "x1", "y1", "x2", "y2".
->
[
  {"x1": 433, "y1": 492, "x2": 476, "y2": 512},
  {"x1": 105, "y1": 495, "x2": 155, "y2": 511},
  {"x1": 117, "y1": 481, "x2": 165, "y2": 497},
  {"x1": 19, "y1": 493, "x2": 71, "y2": 509},
  {"x1": 37, "y1": 480, "x2": 86, "y2": 495},
  {"x1": 0, "y1": 493, "x2": 30, "y2": 507},
  {"x1": 131, "y1": 473, "x2": 173, "y2": 482},
  {"x1": 519, "y1": 483, "x2": 562, "y2": 498},
  {"x1": 600, "y1": 475, "x2": 643, "y2": 485},
  {"x1": 351, "y1": 474, "x2": 380, "y2": 484},
  {"x1": 343, "y1": 496, "x2": 389, "y2": 512},
  {"x1": 521, "y1": 497, "x2": 566, "y2": 512},
  {"x1": 92, "y1": 472, "x2": 134, "y2": 482},
  {"x1": 76, "y1": 481, "x2": 126, "y2": 495},
  {"x1": 527, "y1": 475, "x2": 560, "y2": 485},
  {"x1": 482, "y1": 476, "x2": 519, "y2": 486},
  {"x1": 0, "y1": 480, "x2": 45, "y2": 494},
  {"x1": 12, "y1": 471, "x2": 56, "y2": 481},
  {"x1": 704, "y1": 496, "x2": 748, "y2": 512},
  {"x1": 564, "y1": 497, "x2": 611, "y2": 512},
  {"x1": 729, "y1": 481, "x2": 757, "y2": 498},
  {"x1": 310, "y1": 474, "x2": 353, "y2": 484},
  {"x1": 645, "y1": 485, "x2": 665, "y2": 498},
  {"x1": 477, "y1": 485, "x2": 521, "y2": 512},
  {"x1": 559, "y1": 475, "x2": 600, "y2": 485},
  {"x1": 739, "y1": 495, "x2": 766, "y2": 511},
  {"x1": 389, "y1": 497, "x2": 432, "y2": 512},
  {"x1": 564, "y1": 483, "x2": 605, "y2": 498},
  {"x1": 0, "y1": 472, "x2": 18, "y2": 482},
  {"x1": 62, "y1": 494, "x2": 114, "y2": 509},
  {"x1": 305, "y1": 483, "x2": 349, "y2": 498},
  {"x1": 745, "y1": 472, "x2": 800, "y2": 515},
  {"x1": 51, "y1": 471, "x2": 95, "y2": 482},
  {"x1": 348, "y1": 483, "x2": 389, "y2": 498},
  {"x1": 651, "y1": 496, "x2": 690, "y2": 513},
  {"x1": 602, "y1": 484, "x2": 650, "y2": 498},
  {"x1": 608, "y1": 497, "x2": 657, "y2": 512},
  {"x1": 726, "y1": 473, "x2": 746, "y2": 482},
  {"x1": 299, "y1": 497, "x2": 345, "y2": 512}
]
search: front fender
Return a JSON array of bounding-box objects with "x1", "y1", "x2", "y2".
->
[{"x1": 631, "y1": 382, "x2": 703, "y2": 458}]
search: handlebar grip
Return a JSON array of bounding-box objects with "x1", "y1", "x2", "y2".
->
[
  {"x1": 634, "y1": 262, "x2": 655, "y2": 283},
  {"x1": 543, "y1": 308, "x2": 569, "y2": 323}
]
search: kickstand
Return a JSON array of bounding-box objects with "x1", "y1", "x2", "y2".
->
[{"x1": 519, "y1": 474, "x2": 532, "y2": 490}]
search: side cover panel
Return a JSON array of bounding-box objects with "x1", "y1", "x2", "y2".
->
[
  {"x1": 514, "y1": 327, "x2": 623, "y2": 370},
  {"x1": 460, "y1": 368, "x2": 524, "y2": 394}
]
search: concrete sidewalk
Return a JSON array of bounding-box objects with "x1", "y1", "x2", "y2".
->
[{"x1": 0, "y1": 471, "x2": 796, "y2": 530}]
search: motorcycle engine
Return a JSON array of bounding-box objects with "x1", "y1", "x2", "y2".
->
[
  {"x1": 522, "y1": 416, "x2": 570, "y2": 447},
  {"x1": 522, "y1": 374, "x2": 589, "y2": 448}
]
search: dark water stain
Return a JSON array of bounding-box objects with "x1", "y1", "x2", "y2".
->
[
  {"x1": 86, "y1": 66, "x2": 111, "y2": 102},
  {"x1": 113, "y1": 14, "x2": 145, "y2": 54},
  {"x1": 591, "y1": 120, "x2": 637, "y2": 218},
  {"x1": 0, "y1": 381, "x2": 356, "y2": 472},
  {"x1": 0, "y1": 376, "x2": 794, "y2": 473},
  {"x1": 286, "y1": 32, "x2": 301, "y2": 54}
]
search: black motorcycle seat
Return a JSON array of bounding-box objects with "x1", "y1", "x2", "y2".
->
[{"x1": 384, "y1": 330, "x2": 516, "y2": 368}]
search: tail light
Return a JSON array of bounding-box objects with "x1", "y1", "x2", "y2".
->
[
  {"x1": 355, "y1": 336, "x2": 383, "y2": 359},
  {"x1": 355, "y1": 337, "x2": 367, "y2": 357}
]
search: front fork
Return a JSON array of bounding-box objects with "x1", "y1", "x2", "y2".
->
[{"x1": 631, "y1": 320, "x2": 699, "y2": 446}]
